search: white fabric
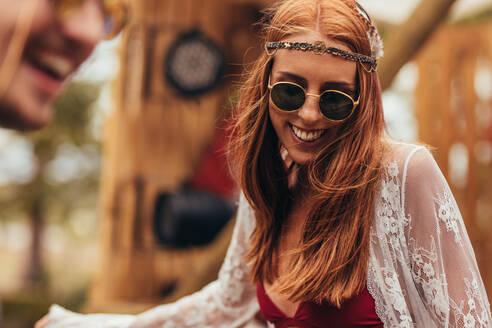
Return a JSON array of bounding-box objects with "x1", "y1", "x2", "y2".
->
[{"x1": 46, "y1": 142, "x2": 491, "y2": 328}]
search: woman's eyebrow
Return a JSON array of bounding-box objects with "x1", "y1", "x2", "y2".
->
[
  {"x1": 275, "y1": 71, "x2": 355, "y2": 91},
  {"x1": 320, "y1": 81, "x2": 356, "y2": 93},
  {"x1": 275, "y1": 71, "x2": 307, "y2": 85}
]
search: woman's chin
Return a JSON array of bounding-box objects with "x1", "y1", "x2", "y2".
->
[{"x1": 287, "y1": 149, "x2": 315, "y2": 166}]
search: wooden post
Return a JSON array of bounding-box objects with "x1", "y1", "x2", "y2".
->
[{"x1": 87, "y1": 0, "x2": 264, "y2": 312}]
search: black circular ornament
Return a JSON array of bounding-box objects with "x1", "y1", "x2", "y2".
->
[
  {"x1": 152, "y1": 189, "x2": 235, "y2": 248},
  {"x1": 165, "y1": 29, "x2": 225, "y2": 97}
]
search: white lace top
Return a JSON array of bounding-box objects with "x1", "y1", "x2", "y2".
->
[{"x1": 46, "y1": 143, "x2": 491, "y2": 328}]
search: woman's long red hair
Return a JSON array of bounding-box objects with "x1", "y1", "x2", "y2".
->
[{"x1": 229, "y1": 0, "x2": 387, "y2": 307}]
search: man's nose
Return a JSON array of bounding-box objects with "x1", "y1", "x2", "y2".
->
[{"x1": 60, "y1": 0, "x2": 105, "y2": 51}]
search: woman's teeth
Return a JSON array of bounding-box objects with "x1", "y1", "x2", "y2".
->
[{"x1": 291, "y1": 124, "x2": 325, "y2": 142}]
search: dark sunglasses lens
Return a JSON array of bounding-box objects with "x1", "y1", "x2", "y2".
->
[
  {"x1": 271, "y1": 83, "x2": 305, "y2": 111},
  {"x1": 319, "y1": 92, "x2": 354, "y2": 121}
]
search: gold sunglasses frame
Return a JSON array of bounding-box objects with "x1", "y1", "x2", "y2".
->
[
  {"x1": 53, "y1": 0, "x2": 129, "y2": 40},
  {"x1": 267, "y1": 80, "x2": 360, "y2": 122}
]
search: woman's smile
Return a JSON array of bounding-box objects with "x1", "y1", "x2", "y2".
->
[{"x1": 290, "y1": 123, "x2": 326, "y2": 142}]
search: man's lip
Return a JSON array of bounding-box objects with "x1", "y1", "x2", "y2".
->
[
  {"x1": 25, "y1": 48, "x2": 75, "y2": 79},
  {"x1": 21, "y1": 44, "x2": 77, "y2": 96},
  {"x1": 23, "y1": 58, "x2": 65, "y2": 97}
]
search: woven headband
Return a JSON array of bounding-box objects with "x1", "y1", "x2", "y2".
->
[{"x1": 265, "y1": 41, "x2": 378, "y2": 72}]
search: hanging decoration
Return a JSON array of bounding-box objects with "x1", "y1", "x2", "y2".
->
[{"x1": 164, "y1": 29, "x2": 226, "y2": 97}]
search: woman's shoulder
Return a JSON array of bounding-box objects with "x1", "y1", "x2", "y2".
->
[
  {"x1": 382, "y1": 139, "x2": 445, "y2": 191},
  {"x1": 384, "y1": 139, "x2": 427, "y2": 162},
  {"x1": 382, "y1": 139, "x2": 432, "y2": 174}
]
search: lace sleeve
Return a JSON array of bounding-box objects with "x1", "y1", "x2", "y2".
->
[
  {"x1": 45, "y1": 193, "x2": 259, "y2": 328},
  {"x1": 403, "y1": 148, "x2": 491, "y2": 327}
]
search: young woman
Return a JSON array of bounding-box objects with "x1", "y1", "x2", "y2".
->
[{"x1": 38, "y1": 0, "x2": 491, "y2": 327}]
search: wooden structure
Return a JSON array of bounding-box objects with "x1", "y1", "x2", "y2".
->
[
  {"x1": 87, "y1": 0, "x2": 264, "y2": 312},
  {"x1": 415, "y1": 20, "x2": 492, "y2": 295}
]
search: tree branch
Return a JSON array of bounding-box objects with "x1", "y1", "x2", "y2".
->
[{"x1": 378, "y1": 0, "x2": 459, "y2": 90}]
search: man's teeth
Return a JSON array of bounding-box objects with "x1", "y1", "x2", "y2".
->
[
  {"x1": 32, "y1": 52, "x2": 73, "y2": 78},
  {"x1": 291, "y1": 125, "x2": 325, "y2": 142}
]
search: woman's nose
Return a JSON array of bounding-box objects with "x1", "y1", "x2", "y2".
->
[
  {"x1": 298, "y1": 94, "x2": 323, "y2": 124},
  {"x1": 60, "y1": 0, "x2": 105, "y2": 51}
]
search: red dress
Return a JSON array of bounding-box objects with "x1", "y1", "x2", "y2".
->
[{"x1": 256, "y1": 283, "x2": 384, "y2": 328}]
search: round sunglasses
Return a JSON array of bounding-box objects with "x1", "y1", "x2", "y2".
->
[
  {"x1": 53, "y1": 0, "x2": 128, "y2": 39},
  {"x1": 268, "y1": 81, "x2": 359, "y2": 122}
]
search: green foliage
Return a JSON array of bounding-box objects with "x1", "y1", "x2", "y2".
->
[
  {"x1": 2, "y1": 292, "x2": 52, "y2": 328},
  {"x1": 30, "y1": 81, "x2": 101, "y2": 149},
  {"x1": 0, "y1": 80, "x2": 104, "y2": 297},
  {"x1": 2, "y1": 283, "x2": 89, "y2": 328},
  {"x1": 0, "y1": 81, "x2": 102, "y2": 217}
]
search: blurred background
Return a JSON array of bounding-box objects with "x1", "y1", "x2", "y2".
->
[{"x1": 0, "y1": 0, "x2": 491, "y2": 327}]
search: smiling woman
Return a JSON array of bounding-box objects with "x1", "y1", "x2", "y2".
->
[
  {"x1": 0, "y1": 0, "x2": 126, "y2": 130},
  {"x1": 38, "y1": 0, "x2": 491, "y2": 327}
]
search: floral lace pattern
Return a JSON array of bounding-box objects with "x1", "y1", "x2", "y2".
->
[
  {"x1": 408, "y1": 236, "x2": 449, "y2": 324},
  {"x1": 46, "y1": 143, "x2": 491, "y2": 328},
  {"x1": 452, "y1": 272, "x2": 491, "y2": 328},
  {"x1": 370, "y1": 154, "x2": 414, "y2": 327},
  {"x1": 436, "y1": 188, "x2": 462, "y2": 245},
  {"x1": 368, "y1": 144, "x2": 491, "y2": 327}
]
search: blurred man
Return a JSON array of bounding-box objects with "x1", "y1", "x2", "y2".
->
[
  {"x1": 0, "y1": 0, "x2": 126, "y2": 130},
  {"x1": 0, "y1": 1, "x2": 126, "y2": 326}
]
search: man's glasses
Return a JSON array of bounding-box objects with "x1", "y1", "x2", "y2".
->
[
  {"x1": 53, "y1": 0, "x2": 128, "y2": 39},
  {"x1": 267, "y1": 81, "x2": 359, "y2": 122}
]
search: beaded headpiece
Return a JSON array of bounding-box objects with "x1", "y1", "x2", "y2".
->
[
  {"x1": 265, "y1": 41, "x2": 378, "y2": 72},
  {"x1": 264, "y1": 1, "x2": 383, "y2": 73},
  {"x1": 354, "y1": 1, "x2": 384, "y2": 60}
]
